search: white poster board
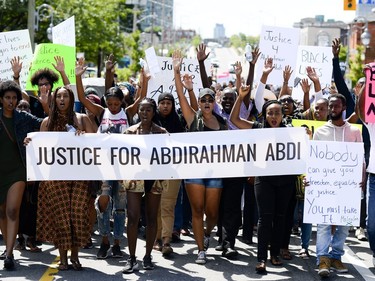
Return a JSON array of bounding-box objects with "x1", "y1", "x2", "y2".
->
[
  {"x1": 292, "y1": 45, "x2": 333, "y2": 102},
  {"x1": 52, "y1": 16, "x2": 76, "y2": 47},
  {"x1": 256, "y1": 25, "x2": 300, "y2": 87},
  {"x1": 304, "y1": 141, "x2": 364, "y2": 226},
  {"x1": 147, "y1": 56, "x2": 210, "y2": 106},
  {"x1": 0, "y1": 29, "x2": 33, "y2": 89}
]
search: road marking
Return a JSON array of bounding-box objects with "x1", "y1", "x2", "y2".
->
[
  {"x1": 39, "y1": 256, "x2": 59, "y2": 281},
  {"x1": 344, "y1": 245, "x2": 375, "y2": 280}
]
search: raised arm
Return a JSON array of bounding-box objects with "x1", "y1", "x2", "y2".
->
[
  {"x1": 75, "y1": 58, "x2": 104, "y2": 117},
  {"x1": 300, "y1": 78, "x2": 311, "y2": 111},
  {"x1": 173, "y1": 50, "x2": 196, "y2": 127},
  {"x1": 182, "y1": 73, "x2": 199, "y2": 111},
  {"x1": 52, "y1": 56, "x2": 70, "y2": 86},
  {"x1": 230, "y1": 85, "x2": 254, "y2": 129},
  {"x1": 306, "y1": 66, "x2": 322, "y2": 94},
  {"x1": 196, "y1": 43, "x2": 211, "y2": 88},
  {"x1": 11, "y1": 56, "x2": 22, "y2": 87},
  {"x1": 279, "y1": 65, "x2": 293, "y2": 97},
  {"x1": 235, "y1": 61, "x2": 242, "y2": 93},
  {"x1": 356, "y1": 77, "x2": 367, "y2": 123},
  {"x1": 104, "y1": 54, "x2": 116, "y2": 93},
  {"x1": 254, "y1": 57, "x2": 274, "y2": 111},
  {"x1": 126, "y1": 67, "x2": 148, "y2": 119}
]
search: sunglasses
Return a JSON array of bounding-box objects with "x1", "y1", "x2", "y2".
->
[
  {"x1": 279, "y1": 98, "x2": 294, "y2": 104},
  {"x1": 200, "y1": 98, "x2": 214, "y2": 103},
  {"x1": 38, "y1": 82, "x2": 50, "y2": 87}
]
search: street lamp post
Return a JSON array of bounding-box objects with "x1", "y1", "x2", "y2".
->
[{"x1": 35, "y1": 3, "x2": 54, "y2": 42}]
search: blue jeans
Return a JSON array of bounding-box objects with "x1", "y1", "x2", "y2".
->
[
  {"x1": 316, "y1": 224, "x2": 350, "y2": 264},
  {"x1": 296, "y1": 200, "x2": 312, "y2": 249},
  {"x1": 367, "y1": 173, "x2": 375, "y2": 257},
  {"x1": 95, "y1": 180, "x2": 126, "y2": 240}
]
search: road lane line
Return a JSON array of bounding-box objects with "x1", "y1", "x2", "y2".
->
[
  {"x1": 39, "y1": 256, "x2": 59, "y2": 281},
  {"x1": 344, "y1": 245, "x2": 375, "y2": 280}
]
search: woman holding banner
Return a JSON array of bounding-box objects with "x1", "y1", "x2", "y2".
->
[
  {"x1": 0, "y1": 80, "x2": 42, "y2": 270},
  {"x1": 36, "y1": 85, "x2": 94, "y2": 271},
  {"x1": 230, "y1": 85, "x2": 296, "y2": 274},
  {"x1": 173, "y1": 50, "x2": 227, "y2": 265}
]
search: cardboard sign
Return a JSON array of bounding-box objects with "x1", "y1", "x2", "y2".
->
[
  {"x1": 52, "y1": 16, "x2": 76, "y2": 47},
  {"x1": 256, "y1": 25, "x2": 300, "y2": 86},
  {"x1": 25, "y1": 43, "x2": 76, "y2": 91},
  {"x1": 0, "y1": 29, "x2": 33, "y2": 89},
  {"x1": 304, "y1": 141, "x2": 364, "y2": 226}
]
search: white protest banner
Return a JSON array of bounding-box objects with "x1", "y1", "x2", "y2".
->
[
  {"x1": 147, "y1": 56, "x2": 210, "y2": 107},
  {"x1": 0, "y1": 29, "x2": 33, "y2": 89},
  {"x1": 292, "y1": 45, "x2": 333, "y2": 102},
  {"x1": 304, "y1": 141, "x2": 364, "y2": 226},
  {"x1": 26, "y1": 127, "x2": 308, "y2": 181},
  {"x1": 145, "y1": 46, "x2": 161, "y2": 76},
  {"x1": 256, "y1": 25, "x2": 300, "y2": 86},
  {"x1": 52, "y1": 16, "x2": 76, "y2": 47}
]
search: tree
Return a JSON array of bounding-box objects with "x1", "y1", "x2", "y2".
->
[
  {"x1": 0, "y1": 0, "x2": 28, "y2": 32},
  {"x1": 348, "y1": 45, "x2": 365, "y2": 85}
]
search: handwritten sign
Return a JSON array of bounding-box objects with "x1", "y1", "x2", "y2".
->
[
  {"x1": 364, "y1": 62, "x2": 375, "y2": 123},
  {"x1": 52, "y1": 16, "x2": 76, "y2": 47},
  {"x1": 292, "y1": 119, "x2": 362, "y2": 135},
  {"x1": 146, "y1": 56, "x2": 209, "y2": 107},
  {"x1": 0, "y1": 29, "x2": 33, "y2": 89},
  {"x1": 25, "y1": 43, "x2": 76, "y2": 91},
  {"x1": 256, "y1": 25, "x2": 300, "y2": 86},
  {"x1": 304, "y1": 141, "x2": 364, "y2": 226},
  {"x1": 292, "y1": 45, "x2": 333, "y2": 102}
]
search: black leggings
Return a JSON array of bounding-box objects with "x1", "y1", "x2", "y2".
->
[{"x1": 254, "y1": 175, "x2": 295, "y2": 262}]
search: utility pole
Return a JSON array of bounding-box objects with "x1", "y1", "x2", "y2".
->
[{"x1": 28, "y1": 0, "x2": 35, "y2": 51}]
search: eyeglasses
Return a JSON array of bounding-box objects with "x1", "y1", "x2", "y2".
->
[
  {"x1": 200, "y1": 98, "x2": 214, "y2": 103},
  {"x1": 38, "y1": 82, "x2": 50, "y2": 87},
  {"x1": 279, "y1": 98, "x2": 294, "y2": 104}
]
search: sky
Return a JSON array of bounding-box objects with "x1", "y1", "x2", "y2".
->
[{"x1": 173, "y1": 0, "x2": 357, "y2": 38}]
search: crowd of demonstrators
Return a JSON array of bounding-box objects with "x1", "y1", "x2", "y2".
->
[{"x1": 0, "y1": 36, "x2": 373, "y2": 277}]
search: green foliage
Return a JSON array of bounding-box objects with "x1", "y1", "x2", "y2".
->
[
  {"x1": 115, "y1": 67, "x2": 133, "y2": 82},
  {"x1": 191, "y1": 35, "x2": 202, "y2": 48},
  {"x1": 123, "y1": 31, "x2": 144, "y2": 74},
  {"x1": 0, "y1": 0, "x2": 28, "y2": 31},
  {"x1": 348, "y1": 45, "x2": 365, "y2": 85},
  {"x1": 229, "y1": 33, "x2": 259, "y2": 49}
]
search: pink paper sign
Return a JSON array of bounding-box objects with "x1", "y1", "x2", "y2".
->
[{"x1": 364, "y1": 62, "x2": 375, "y2": 123}]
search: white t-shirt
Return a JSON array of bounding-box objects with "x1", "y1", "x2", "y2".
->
[
  {"x1": 365, "y1": 122, "x2": 375, "y2": 173},
  {"x1": 97, "y1": 108, "x2": 129, "y2": 134}
]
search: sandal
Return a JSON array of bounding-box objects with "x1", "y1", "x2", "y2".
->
[
  {"x1": 58, "y1": 262, "x2": 69, "y2": 271},
  {"x1": 255, "y1": 260, "x2": 266, "y2": 273},
  {"x1": 280, "y1": 249, "x2": 292, "y2": 260},
  {"x1": 70, "y1": 259, "x2": 82, "y2": 271},
  {"x1": 271, "y1": 256, "x2": 283, "y2": 266},
  {"x1": 26, "y1": 238, "x2": 42, "y2": 253}
]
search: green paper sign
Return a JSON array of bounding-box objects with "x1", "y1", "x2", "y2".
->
[{"x1": 26, "y1": 43, "x2": 76, "y2": 91}]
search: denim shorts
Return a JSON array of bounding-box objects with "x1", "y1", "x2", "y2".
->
[{"x1": 184, "y1": 178, "x2": 223, "y2": 188}]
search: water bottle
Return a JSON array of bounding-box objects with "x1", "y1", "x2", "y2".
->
[
  {"x1": 245, "y1": 43, "x2": 252, "y2": 62},
  {"x1": 65, "y1": 124, "x2": 76, "y2": 132}
]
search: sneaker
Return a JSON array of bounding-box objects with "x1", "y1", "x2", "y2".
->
[
  {"x1": 222, "y1": 246, "x2": 238, "y2": 259},
  {"x1": 111, "y1": 244, "x2": 123, "y2": 258},
  {"x1": 181, "y1": 228, "x2": 190, "y2": 236},
  {"x1": 4, "y1": 255, "x2": 15, "y2": 270},
  {"x1": 355, "y1": 227, "x2": 368, "y2": 241},
  {"x1": 195, "y1": 250, "x2": 207, "y2": 264},
  {"x1": 318, "y1": 256, "x2": 331, "y2": 277},
  {"x1": 298, "y1": 248, "x2": 310, "y2": 259},
  {"x1": 142, "y1": 255, "x2": 154, "y2": 270},
  {"x1": 203, "y1": 235, "x2": 210, "y2": 251},
  {"x1": 122, "y1": 256, "x2": 139, "y2": 274},
  {"x1": 330, "y1": 258, "x2": 348, "y2": 273},
  {"x1": 96, "y1": 242, "x2": 110, "y2": 259},
  {"x1": 0, "y1": 250, "x2": 6, "y2": 260}
]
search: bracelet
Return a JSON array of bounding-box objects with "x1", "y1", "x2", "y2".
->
[
  {"x1": 188, "y1": 89, "x2": 194, "y2": 92},
  {"x1": 13, "y1": 75, "x2": 20, "y2": 80}
]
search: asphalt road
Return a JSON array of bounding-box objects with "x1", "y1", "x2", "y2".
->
[{"x1": 1, "y1": 225, "x2": 374, "y2": 281}]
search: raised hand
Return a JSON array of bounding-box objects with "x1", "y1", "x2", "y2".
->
[
  {"x1": 75, "y1": 57, "x2": 87, "y2": 76},
  {"x1": 39, "y1": 85, "x2": 49, "y2": 105},
  {"x1": 239, "y1": 85, "x2": 251, "y2": 99},
  {"x1": 306, "y1": 66, "x2": 319, "y2": 83},
  {"x1": 283, "y1": 65, "x2": 293, "y2": 82},
  {"x1": 300, "y1": 78, "x2": 311, "y2": 94},
  {"x1": 251, "y1": 47, "x2": 261, "y2": 65},
  {"x1": 10, "y1": 56, "x2": 22, "y2": 77},
  {"x1": 234, "y1": 61, "x2": 242, "y2": 76},
  {"x1": 263, "y1": 57, "x2": 274, "y2": 75},
  {"x1": 105, "y1": 54, "x2": 117, "y2": 73},
  {"x1": 182, "y1": 74, "x2": 194, "y2": 91},
  {"x1": 172, "y1": 50, "x2": 183, "y2": 72},
  {"x1": 52, "y1": 56, "x2": 66, "y2": 73},
  {"x1": 332, "y1": 38, "x2": 341, "y2": 58},
  {"x1": 196, "y1": 43, "x2": 209, "y2": 62}
]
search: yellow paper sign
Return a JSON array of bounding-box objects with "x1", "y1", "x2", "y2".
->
[{"x1": 344, "y1": 0, "x2": 356, "y2": 10}]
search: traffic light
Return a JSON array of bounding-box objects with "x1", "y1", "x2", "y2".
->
[{"x1": 344, "y1": 0, "x2": 357, "y2": 10}]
